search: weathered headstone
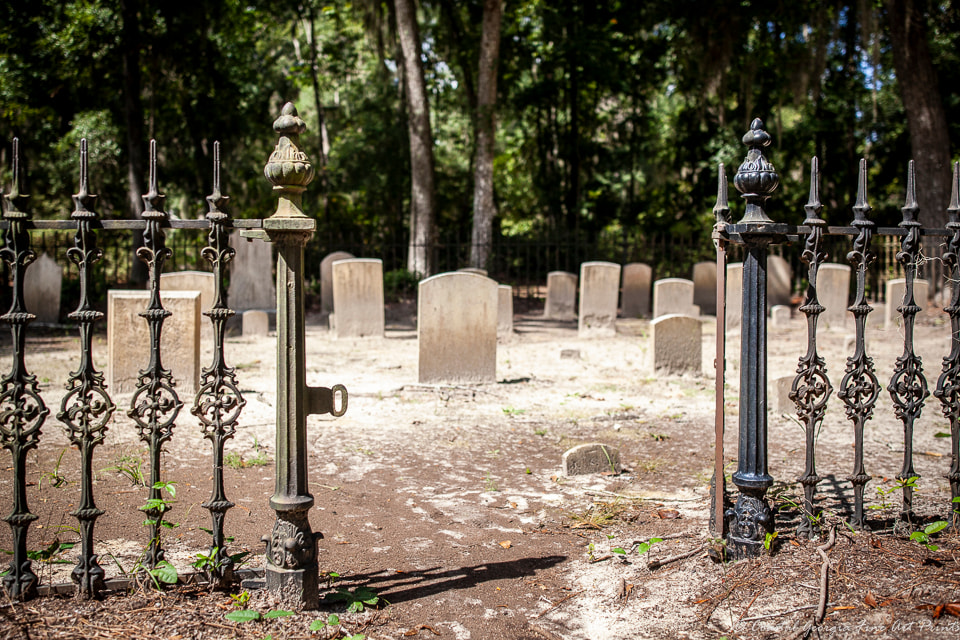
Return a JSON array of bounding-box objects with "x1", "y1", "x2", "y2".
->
[
  {"x1": 770, "y1": 305, "x2": 792, "y2": 327},
  {"x1": 653, "y1": 278, "x2": 696, "y2": 318},
  {"x1": 160, "y1": 271, "x2": 216, "y2": 342},
  {"x1": 228, "y1": 234, "x2": 275, "y2": 311},
  {"x1": 768, "y1": 255, "x2": 793, "y2": 307},
  {"x1": 726, "y1": 263, "x2": 744, "y2": 329},
  {"x1": 885, "y1": 278, "x2": 929, "y2": 329},
  {"x1": 458, "y1": 267, "x2": 488, "y2": 276},
  {"x1": 498, "y1": 285, "x2": 513, "y2": 335},
  {"x1": 818, "y1": 263, "x2": 851, "y2": 330},
  {"x1": 621, "y1": 262, "x2": 652, "y2": 318},
  {"x1": 692, "y1": 261, "x2": 718, "y2": 316},
  {"x1": 773, "y1": 375, "x2": 795, "y2": 414},
  {"x1": 578, "y1": 261, "x2": 621, "y2": 337},
  {"x1": 320, "y1": 251, "x2": 355, "y2": 314},
  {"x1": 418, "y1": 272, "x2": 497, "y2": 383},
  {"x1": 562, "y1": 443, "x2": 622, "y2": 476},
  {"x1": 650, "y1": 314, "x2": 701, "y2": 374},
  {"x1": 332, "y1": 258, "x2": 385, "y2": 338},
  {"x1": 23, "y1": 252, "x2": 62, "y2": 323},
  {"x1": 242, "y1": 309, "x2": 269, "y2": 337},
  {"x1": 544, "y1": 271, "x2": 578, "y2": 320},
  {"x1": 107, "y1": 290, "x2": 201, "y2": 395}
]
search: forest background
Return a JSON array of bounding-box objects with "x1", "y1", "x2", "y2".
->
[{"x1": 1, "y1": 0, "x2": 958, "y2": 296}]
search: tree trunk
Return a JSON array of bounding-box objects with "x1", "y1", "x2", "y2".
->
[
  {"x1": 121, "y1": 0, "x2": 147, "y2": 285},
  {"x1": 469, "y1": 0, "x2": 502, "y2": 270},
  {"x1": 886, "y1": 0, "x2": 951, "y2": 229},
  {"x1": 394, "y1": 0, "x2": 436, "y2": 277}
]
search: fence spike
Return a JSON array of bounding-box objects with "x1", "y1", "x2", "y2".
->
[{"x1": 712, "y1": 163, "x2": 729, "y2": 225}]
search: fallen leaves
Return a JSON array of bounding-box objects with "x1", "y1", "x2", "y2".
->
[
  {"x1": 499, "y1": 540, "x2": 512, "y2": 549},
  {"x1": 916, "y1": 602, "x2": 960, "y2": 619},
  {"x1": 404, "y1": 624, "x2": 441, "y2": 636}
]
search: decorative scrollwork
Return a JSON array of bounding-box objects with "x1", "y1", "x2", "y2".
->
[
  {"x1": 837, "y1": 159, "x2": 879, "y2": 530},
  {"x1": 0, "y1": 139, "x2": 48, "y2": 600},
  {"x1": 790, "y1": 158, "x2": 832, "y2": 539},
  {"x1": 935, "y1": 162, "x2": 960, "y2": 525},
  {"x1": 265, "y1": 512, "x2": 318, "y2": 570},
  {"x1": 126, "y1": 140, "x2": 182, "y2": 569},
  {"x1": 190, "y1": 142, "x2": 245, "y2": 587}
]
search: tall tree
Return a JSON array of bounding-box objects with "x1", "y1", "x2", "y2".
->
[
  {"x1": 885, "y1": 0, "x2": 952, "y2": 229},
  {"x1": 120, "y1": 0, "x2": 148, "y2": 284},
  {"x1": 469, "y1": 0, "x2": 502, "y2": 269},
  {"x1": 394, "y1": 0, "x2": 437, "y2": 276}
]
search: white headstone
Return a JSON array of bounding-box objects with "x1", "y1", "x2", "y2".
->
[
  {"x1": 320, "y1": 251, "x2": 355, "y2": 314},
  {"x1": 160, "y1": 271, "x2": 216, "y2": 343},
  {"x1": 818, "y1": 263, "x2": 851, "y2": 330},
  {"x1": 228, "y1": 234, "x2": 275, "y2": 311},
  {"x1": 692, "y1": 262, "x2": 717, "y2": 316},
  {"x1": 23, "y1": 253, "x2": 62, "y2": 323},
  {"x1": 885, "y1": 278, "x2": 929, "y2": 329},
  {"x1": 770, "y1": 305, "x2": 792, "y2": 327},
  {"x1": 544, "y1": 271, "x2": 577, "y2": 320},
  {"x1": 332, "y1": 258, "x2": 385, "y2": 338},
  {"x1": 242, "y1": 310, "x2": 269, "y2": 336},
  {"x1": 653, "y1": 278, "x2": 696, "y2": 318},
  {"x1": 768, "y1": 255, "x2": 793, "y2": 307},
  {"x1": 621, "y1": 263, "x2": 652, "y2": 318},
  {"x1": 578, "y1": 261, "x2": 621, "y2": 337},
  {"x1": 107, "y1": 290, "x2": 201, "y2": 395},
  {"x1": 498, "y1": 285, "x2": 513, "y2": 335},
  {"x1": 726, "y1": 263, "x2": 744, "y2": 329},
  {"x1": 418, "y1": 272, "x2": 497, "y2": 384},
  {"x1": 650, "y1": 314, "x2": 701, "y2": 375}
]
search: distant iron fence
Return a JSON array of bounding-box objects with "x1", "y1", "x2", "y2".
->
[{"x1": 715, "y1": 119, "x2": 960, "y2": 561}]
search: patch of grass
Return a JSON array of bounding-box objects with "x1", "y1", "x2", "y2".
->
[
  {"x1": 637, "y1": 458, "x2": 666, "y2": 473},
  {"x1": 484, "y1": 472, "x2": 499, "y2": 492},
  {"x1": 533, "y1": 427, "x2": 548, "y2": 437},
  {"x1": 102, "y1": 450, "x2": 147, "y2": 487},
  {"x1": 502, "y1": 406, "x2": 526, "y2": 415}
]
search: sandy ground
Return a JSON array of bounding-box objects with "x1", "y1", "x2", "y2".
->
[{"x1": 1, "y1": 302, "x2": 959, "y2": 639}]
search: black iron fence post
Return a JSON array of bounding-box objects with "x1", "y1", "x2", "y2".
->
[
  {"x1": 724, "y1": 119, "x2": 779, "y2": 560},
  {"x1": 256, "y1": 103, "x2": 348, "y2": 609},
  {"x1": 0, "y1": 139, "x2": 48, "y2": 600}
]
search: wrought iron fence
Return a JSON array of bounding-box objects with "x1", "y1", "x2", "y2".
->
[
  {"x1": 0, "y1": 103, "x2": 346, "y2": 608},
  {"x1": 714, "y1": 119, "x2": 960, "y2": 560}
]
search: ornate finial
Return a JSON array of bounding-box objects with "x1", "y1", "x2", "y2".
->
[
  {"x1": 901, "y1": 160, "x2": 919, "y2": 226},
  {"x1": 141, "y1": 140, "x2": 167, "y2": 218},
  {"x1": 713, "y1": 163, "x2": 730, "y2": 225},
  {"x1": 851, "y1": 158, "x2": 873, "y2": 227},
  {"x1": 206, "y1": 141, "x2": 229, "y2": 219},
  {"x1": 264, "y1": 102, "x2": 314, "y2": 218},
  {"x1": 72, "y1": 139, "x2": 98, "y2": 219},
  {"x1": 803, "y1": 157, "x2": 824, "y2": 226},
  {"x1": 948, "y1": 162, "x2": 960, "y2": 230},
  {"x1": 733, "y1": 118, "x2": 779, "y2": 224},
  {"x1": 2, "y1": 138, "x2": 29, "y2": 219}
]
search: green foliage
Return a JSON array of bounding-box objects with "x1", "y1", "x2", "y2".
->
[
  {"x1": 324, "y1": 585, "x2": 382, "y2": 613},
  {"x1": 910, "y1": 521, "x2": 949, "y2": 551}
]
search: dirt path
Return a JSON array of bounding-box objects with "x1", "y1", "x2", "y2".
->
[{"x1": 1, "y1": 306, "x2": 959, "y2": 639}]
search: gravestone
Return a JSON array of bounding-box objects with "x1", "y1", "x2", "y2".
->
[
  {"x1": 562, "y1": 443, "x2": 622, "y2": 476},
  {"x1": 544, "y1": 271, "x2": 578, "y2": 321},
  {"x1": 498, "y1": 285, "x2": 513, "y2": 335},
  {"x1": 650, "y1": 314, "x2": 701, "y2": 374},
  {"x1": 418, "y1": 272, "x2": 497, "y2": 383},
  {"x1": 458, "y1": 267, "x2": 488, "y2": 276},
  {"x1": 768, "y1": 255, "x2": 793, "y2": 307},
  {"x1": 160, "y1": 271, "x2": 216, "y2": 342},
  {"x1": 770, "y1": 305, "x2": 791, "y2": 327},
  {"x1": 23, "y1": 252, "x2": 62, "y2": 323},
  {"x1": 653, "y1": 278, "x2": 697, "y2": 318},
  {"x1": 692, "y1": 262, "x2": 718, "y2": 316},
  {"x1": 726, "y1": 263, "x2": 744, "y2": 329},
  {"x1": 885, "y1": 278, "x2": 929, "y2": 329},
  {"x1": 107, "y1": 290, "x2": 201, "y2": 395},
  {"x1": 621, "y1": 262, "x2": 652, "y2": 318},
  {"x1": 578, "y1": 261, "x2": 621, "y2": 337},
  {"x1": 242, "y1": 310, "x2": 269, "y2": 336},
  {"x1": 332, "y1": 258, "x2": 385, "y2": 338},
  {"x1": 818, "y1": 263, "x2": 851, "y2": 330},
  {"x1": 320, "y1": 251, "x2": 355, "y2": 314},
  {"x1": 773, "y1": 375, "x2": 795, "y2": 413},
  {"x1": 229, "y1": 234, "x2": 275, "y2": 311}
]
